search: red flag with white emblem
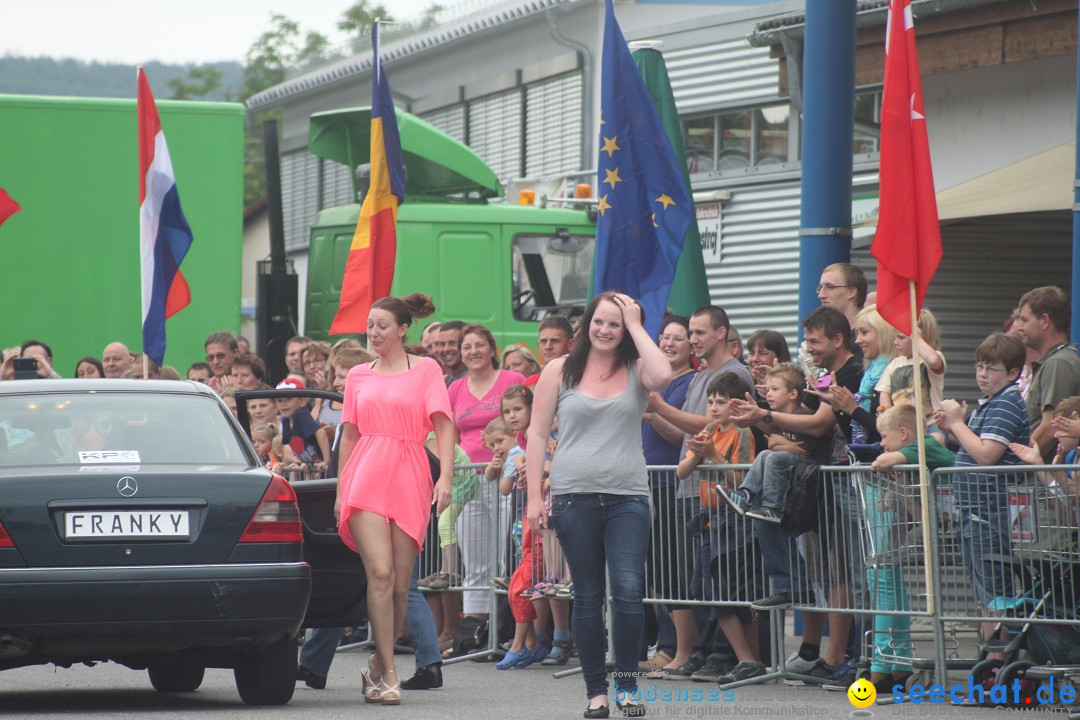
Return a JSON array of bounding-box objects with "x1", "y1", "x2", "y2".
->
[{"x1": 871, "y1": 0, "x2": 942, "y2": 335}]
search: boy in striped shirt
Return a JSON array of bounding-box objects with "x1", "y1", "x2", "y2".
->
[{"x1": 933, "y1": 333, "x2": 1029, "y2": 655}]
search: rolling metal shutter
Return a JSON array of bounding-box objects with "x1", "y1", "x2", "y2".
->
[
  {"x1": 468, "y1": 88, "x2": 523, "y2": 182},
  {"x1": 666, "y1": 37, "x2": 779, "y2": 114},
  {"x1": 419, "y1": 104, "x2": 467, "y2": 144},
  {"x1": 280, "y1": 150, "x2": 319, "y2": 252},
  {"x1": 525, "y1": 71, "x2": 584, "y2": 177}
]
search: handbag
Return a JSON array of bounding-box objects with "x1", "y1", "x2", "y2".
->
[{"x1": 779, "y1": 461, "x2": 822, "y2": 537}]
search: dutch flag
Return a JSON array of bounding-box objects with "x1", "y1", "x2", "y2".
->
[{"x1": 138, "y1": 67, "x2": 193, "y2": 366}]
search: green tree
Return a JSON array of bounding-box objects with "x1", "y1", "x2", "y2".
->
[
  {"x1": 418, "y1": 3, "x2": 444, "y2": 30},
  {"x1": 337, "y1": 0, "x2": 394, "y2": 36},
  {"x1": 240, "y1": 14, "x2": 330, "y2": 207},
  {"x1": 168, "y1": 66, "x2": 224, "y2": 100}
]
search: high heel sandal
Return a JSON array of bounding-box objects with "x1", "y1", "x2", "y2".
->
[
  {"x1": 361, "y1": 664, "x2": 382, "y2": 703},
  {"x1": 378, "y1": 668, "x2": 401, "y2": 705}
]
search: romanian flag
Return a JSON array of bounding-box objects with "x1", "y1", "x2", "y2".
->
[
  {"x1": 138, "y1": 67, "x2": 194, "y2": 366},
  {"x1": 330, "y1": 19, "x2": 406, "y2": 335}
]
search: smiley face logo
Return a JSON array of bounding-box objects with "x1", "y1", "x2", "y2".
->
[{"x1": 848, "y1": 678, "x2": 876, "y2": 708}]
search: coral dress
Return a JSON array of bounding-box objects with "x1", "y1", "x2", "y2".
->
[{"x1": 338, "y1": 356, "x2": 452, "y2": 552}]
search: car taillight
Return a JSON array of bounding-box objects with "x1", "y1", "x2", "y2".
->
[
  {"x1": 0, "y1": 519, "x2": 13, "y2": 548},
  {"x1": 239, "y1": 475, "x2": 302, "y2": 543}
]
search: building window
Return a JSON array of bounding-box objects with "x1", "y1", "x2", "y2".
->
[
  {"x1": 684, "y1": 103, "x2": 792, "y2": 176},
  {"x1": 854, "y1": 90, "x2": 882, "y2": 156}
]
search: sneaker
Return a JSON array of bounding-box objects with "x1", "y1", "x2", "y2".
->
[
  {"x1": 816, "y1": 659, "x2": 857, "y2": 689},
  {"x1": 716, "y1": 486, "x2": 749, "y2": 515},
  {"x1": 491, "y1": 576, "x2": 510, "y2": 590},
  {"x1": 805, "y1": 658, "x2": 855, "y2": 685},
  {"x1": 750, "y1": 592, "x2": 791, "y2": 610},
  {"x1": 716, "y1": 660, "x2": 766, "y2": 685},
  {"x1": 784, "y1": 652, "x2": 820, "y2": 674},
  {"x1": 690, "y1": 656, "x2": 733, "y2": 683},
  {"x1": 541, "y1": 639, "x2": 573, "y2": 666},
  {"x1": 664, "y1": 656, "x2": 706, "y2": 681},
  {"x1": 746, "y1": 507, "x2": 782, "y2": 523}
]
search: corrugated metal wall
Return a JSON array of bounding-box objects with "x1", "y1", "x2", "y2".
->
[
  {"x1": 696, "y1": 173, "x2": 879, "y2": 356},
  {"x1": 665, "y1": 37, "x2": 778, "y2": 114},
  {"x1": 703, "y1": 180, "x2": 802, "y2": 342}
]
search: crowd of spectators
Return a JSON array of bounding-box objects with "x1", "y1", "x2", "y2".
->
[{"x1": 5, "y1": 272, "x2": 1080, "y2": 705}]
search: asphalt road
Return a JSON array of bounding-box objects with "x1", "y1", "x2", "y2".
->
[{"x1": 0, "y1": 648, "x2": 1064, "y2": 719}]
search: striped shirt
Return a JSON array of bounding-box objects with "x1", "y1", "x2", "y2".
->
[{"x1": 954, "y1": 383, "x2": 1030, "y2": 510}]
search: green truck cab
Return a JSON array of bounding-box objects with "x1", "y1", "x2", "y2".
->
[{"x1": 303, "y1": 107, "x2": 596, "y2": 349}]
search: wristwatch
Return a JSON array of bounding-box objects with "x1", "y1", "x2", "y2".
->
[{"x1": 763, "y1": 412, "x2": 773, "y2": 425}]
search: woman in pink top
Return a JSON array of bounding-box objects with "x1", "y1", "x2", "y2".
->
[
  {"x1": 337, "y1": 293, "x2": 455, "y2": 705},
  {"x1": 447, "y1": 324, "x2": 526, "y2": 618}
]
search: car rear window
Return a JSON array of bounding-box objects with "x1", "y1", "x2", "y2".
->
[{"x1": 0, "y1": 392, "x2": 251, "y2": 467}]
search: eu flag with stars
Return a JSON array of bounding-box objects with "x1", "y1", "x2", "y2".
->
[{"x1": 594, "y1": 0, "x2": 692, "y2": 339}]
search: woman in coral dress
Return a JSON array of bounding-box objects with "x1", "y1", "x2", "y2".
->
[{"x1": 337, "y1": 293, "x2": 455, "y2": 705}]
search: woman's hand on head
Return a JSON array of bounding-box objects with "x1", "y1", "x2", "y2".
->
[{"x1": 612, "y1": 293, "x2": 642, "y2": 330}]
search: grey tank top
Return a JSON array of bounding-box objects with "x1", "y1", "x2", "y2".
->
[{"x1": 549, "y1": 362, "x2": 650, "y2": 496}]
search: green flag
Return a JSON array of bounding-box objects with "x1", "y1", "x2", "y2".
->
[{"x1": 632, "y1": 46, "x2": 710, "y2": 317}]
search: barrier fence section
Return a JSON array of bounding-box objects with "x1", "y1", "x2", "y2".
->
[{"x1": 400, "y1": 461, "x2": 1080, "y2": 691}]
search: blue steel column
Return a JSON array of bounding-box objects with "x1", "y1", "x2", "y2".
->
[
  {"x1": 798, "y1": 0, "x2": 857, "y2": 331},
  {"x1": 1072, "y1": 0, "x2": 1080, "y2": 341}
]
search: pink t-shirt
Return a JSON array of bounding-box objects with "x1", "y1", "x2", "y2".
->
[{"x1": 448, "y1": 369, "x2": 526, "y2": 463}]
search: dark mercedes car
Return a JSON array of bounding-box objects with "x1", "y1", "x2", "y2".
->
[{"x1": 0, "y1": 379, "x2": 364, "y2": 705}]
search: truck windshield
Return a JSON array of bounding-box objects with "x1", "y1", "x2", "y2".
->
[{"x1": 512, "y1": 233, "x2": 593, "y2": 323}]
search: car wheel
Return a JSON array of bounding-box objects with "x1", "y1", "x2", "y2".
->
[
  {"x1": 148, "y1": 663, "x2": 205, "y2": 692},
  {"x1": 234, "y1": 638, "x2": 298, "y2": 706}
]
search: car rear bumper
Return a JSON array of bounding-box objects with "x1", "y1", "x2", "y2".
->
[{"x1": 0, "y1": 562, "x2": 311, "y2": 640}]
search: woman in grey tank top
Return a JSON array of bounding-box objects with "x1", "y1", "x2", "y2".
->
[{"x1": 525, "y1": 291, "x2": 673, "y2": 718}]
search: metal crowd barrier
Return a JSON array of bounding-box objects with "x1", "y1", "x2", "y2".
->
[{"x1": 325, "y1": 458, "x2": 1080, "y2": 699}]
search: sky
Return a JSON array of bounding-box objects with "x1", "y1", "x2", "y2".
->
[{"x1": 1, "y1": 0, "x2": 437, "y2": 65}]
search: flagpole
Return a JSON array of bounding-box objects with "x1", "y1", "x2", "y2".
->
[{"x1": 909, "y1": 279, "x2": 935, "y2": 616}]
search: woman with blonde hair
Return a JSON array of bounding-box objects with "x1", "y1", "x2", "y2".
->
[
  {"x1": 817, "y1": 303, "x2": 895, "y2": 444},
  {"x1": 502, "y1": 345, "x2": 541, "y2": 376}
]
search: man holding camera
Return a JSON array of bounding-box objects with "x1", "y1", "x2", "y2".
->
[{"x1": 5, "y1": 339, "x2": 62, "y2": 380}]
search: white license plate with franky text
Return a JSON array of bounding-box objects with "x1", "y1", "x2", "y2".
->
[{"x1": 64, "y1": 511, "x2": 190, "y2": 540}]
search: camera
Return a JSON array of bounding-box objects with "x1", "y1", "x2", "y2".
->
[{"x1": 13, "y1": 357, "x2": 39, "y2": 380}]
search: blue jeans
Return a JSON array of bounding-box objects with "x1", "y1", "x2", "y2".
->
[
  {"x1": 299, "y1": 557, "x2": 442, "y2": 676},
  {"x1": 551, "y1": 493, "x2": 651, "y2": 700},
  {"x1": 959, "y1": 507, "x2": 1013, "y2": 609},
  {"x1": 754, "y1": 518, "x2": 808, "y2": 596},
  {"x1": 740, "y1": 449, "x2": 816, "y2": 511}
]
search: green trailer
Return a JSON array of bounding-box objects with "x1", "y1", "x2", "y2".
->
[
  {"x1": 0, "y1": 94, "x2": 244, "y2": 374},
  {"x1": 304, "y1": 107, "x2": 596, "y2": 350}
]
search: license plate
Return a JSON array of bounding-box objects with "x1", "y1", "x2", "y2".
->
[{"x1": 64, "y1": 511, "x2": 190, "y2": 540}]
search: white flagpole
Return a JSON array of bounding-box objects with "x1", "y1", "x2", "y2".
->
[{"x1": 909, "y1": 279, "x2": 935, "y2": 615}]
